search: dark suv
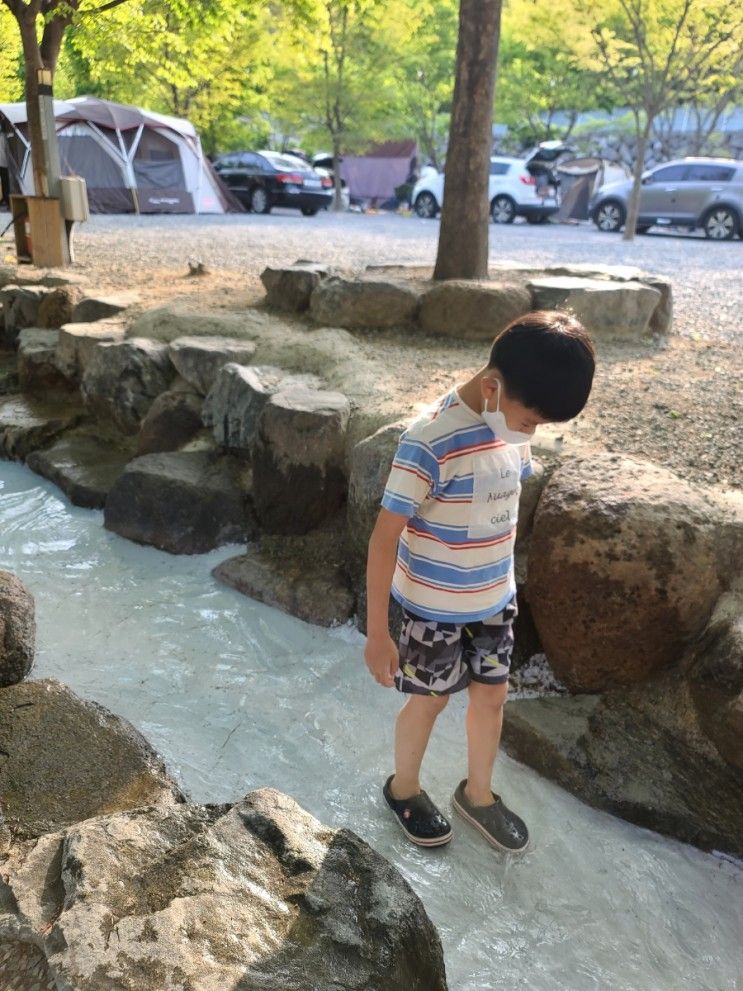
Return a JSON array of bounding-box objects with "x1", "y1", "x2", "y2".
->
[
  {"x1": 213, "y1": 150, "x2": 333, "y2": 216},
  {"x1": 590, "y1": 157, "x2": 743, "y2": 239}
]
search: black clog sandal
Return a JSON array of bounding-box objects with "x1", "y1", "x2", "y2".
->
[{"x1": 383, "y1": 775, "x2": 452, "y2": 847}]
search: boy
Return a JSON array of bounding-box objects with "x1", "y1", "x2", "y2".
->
[{"x1": 364, "y1": 311, "x2": 595, "y2": 852}]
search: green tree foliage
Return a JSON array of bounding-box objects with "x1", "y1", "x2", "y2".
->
[
  {"x1": 3, "y1": 0, "x2": 741, "y2": 178},
  {"x1": 267, "y1": 0, "x2": 412, "y2": 206},
  {"x1": 269, "y1": 1, "x2": 408, "y2": 150},
  {"x1": 576, "y1": 0, "x2": 743, "y2": 239},
  {"x1": 0, "y1": 4, "x2": 23, "y2": 101},
  {"x1": 61, "y1": 0, "x2": 273, "y2": 155},
  {"x1": 497, "y1": 0, "x2": 609, "y2": 147},
  {"x1": 1, "y1": 0, "x2": 139, "y2": 196},
  {"x1": 394, "y1": 0, "x2": 458, "y2": 169}
]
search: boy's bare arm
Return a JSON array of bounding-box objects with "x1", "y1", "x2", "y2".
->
[{"x1": 364, "y1": 508, "x2": 408, "y2": 687}]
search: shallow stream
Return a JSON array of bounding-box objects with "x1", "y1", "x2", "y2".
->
[{"x1": 1, "y1": 461, "x2": 741, "y2": 991}]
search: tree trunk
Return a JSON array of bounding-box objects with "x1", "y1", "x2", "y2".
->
[
  {"x1": 12, "y1": 2, "x2": 69, "y2": 197},
  {"x1": 433, "y1": 0, "x2": 502, "y2": 281},
  {"x1": 332, "y1": 139, "x2": 344, "y2": 212},
  {"x1": 16, "y1": 9, "x2": 47, "y2": 196},
  {"x1": 623, "y1": 119, "x2": 652, "y2": 242}
]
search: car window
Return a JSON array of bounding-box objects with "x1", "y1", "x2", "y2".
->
[
  {"x1": 239, "y1": 153, "x2": 259, "y2": 168},
  {"x1": 217, "y1": 154, "x2": 238, "y2": 169},
  {"x1": 281, "y1": 154, "x2": 310, "y2": 170},
  {"x1": 686, "y1": 164, "x2": 735, "y2": 182},
  {"x1": 261, "y1": 152, "x2": 304, "y2": 172},
  {"x1": 490, "y1": 161, "x2": 511, "y2": 176},
  {"x1": 650, "y1": 164, "x2": 688, "y2": 182}
]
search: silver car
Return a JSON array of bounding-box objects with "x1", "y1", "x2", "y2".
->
[{"x1": 590, "y1": 157, "x2": 743, "y2": 240}]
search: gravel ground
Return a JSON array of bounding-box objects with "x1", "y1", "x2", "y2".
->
[
  {"x1": 1, "y1": 209, "x2": 740, "y2": 488},
  {"x1": 26, "y1": 209, "x2": 742, "y2": 345}
]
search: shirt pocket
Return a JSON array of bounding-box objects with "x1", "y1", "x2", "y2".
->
[{"x1": 468, "y1": 448, "x2": 522, "y2": 539}]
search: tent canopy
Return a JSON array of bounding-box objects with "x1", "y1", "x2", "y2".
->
[
  {"x1": 338, "y1": 139, "x2": 418, "y2": 204},
  {"x1": 0, "y1": 96, "x2": 240, "y2": 214}
]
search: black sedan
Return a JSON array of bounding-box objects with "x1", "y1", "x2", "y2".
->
[{"x1": 213, "y1": 150, "x2": 334, "y2": 216}]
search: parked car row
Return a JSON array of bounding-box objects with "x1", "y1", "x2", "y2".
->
[{"x1": 213, "y1": 145, "x2": 742, "y2": 240}]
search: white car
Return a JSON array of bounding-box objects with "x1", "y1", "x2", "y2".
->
[{"x1": 412, "y1": 155, "x2": 560, "y2": 224}]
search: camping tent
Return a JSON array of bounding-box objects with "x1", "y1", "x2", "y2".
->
[
  {"x1": 337, "y1": 139, "x2": 418, "y2": 207},
  {"x1": 0, "y1": 96, "x2": 241, "y2": 214},
  {"x1": 556, "y1": 157, "x2": 605, "y2": 221}
]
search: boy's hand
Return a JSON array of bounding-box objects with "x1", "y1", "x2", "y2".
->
[{"x1": 364, "y1": 633, "x2": 399, "y2": 688}]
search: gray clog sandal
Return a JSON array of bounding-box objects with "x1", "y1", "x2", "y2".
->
[{"x1": 452, "y1": 779, "x2": 529, "y2": 853}]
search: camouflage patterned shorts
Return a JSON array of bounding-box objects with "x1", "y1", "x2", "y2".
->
[{"x1": 395, "y1": 599, "x2": 517, "y2": 696}]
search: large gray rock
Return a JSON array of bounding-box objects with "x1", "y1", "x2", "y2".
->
[
  {"x1": 136, "y1": 388, "x2": 204, "y2": 455},
  {"x1": 17, "y1": 328, "x2": 69, "y2": 393},
  {"x1": 0, "y1": 267, "x2": 87, "y2": 290},
  {"x1": 310, "y1": 276, "x2": 420, "y2": 328},
  {"x1": 0, "y1": 395, "x2": 84, "y2": 460},
  {"x1": 418, "y1": 280, "x2": 532, "y2": 340},
  {"x1": 527, "y1": 454, "x2": 732, "y2": 692},
  {"x1": 54, "y1": 319, "x2": 127, "y2": 382},
  {"x1": 253, "y1": 386, "x2": 350, "y2": 534},
  {"x1": 684, "y1": 580, "x2": 743, "y2": 694},
  {"x1": 0, "y1": 571, "x2": 35, "y2": 687},
  {"x1": 502, "y1": 673, "x2": 743, "y2": 858},
  {"x1": 215, "y1": 529, "x2": 355, "y2": 627},
  {"x1": 104, "y1": 450, "x2": 253, "y2": 554},
  {"x1": 71, "y1": 291, "x2": 138, "y2": 323},
  {"x1": 81, "y1": 337, "x2": 175, "y2": 434},
  {"x1": 35, "y1": 284, "x2": 84, "y2": 329},
  {"x1": 202, "y1": 363, "x2": 321, "y2": 454},
  {"x1": 527, "y1": 277, "x2": 662, "y2": 338},
  {"x1": 644, "y1": 275, "x2": 673, "y2": 335},
  {"x1": 0, "y1": 788, "x2": 447, "y2": 991},
  {"x1": 347, "y1": 421, "x2": 405, "y2": 566},
  {"x1": 169, "y1": 335, "x2": 258, "y2": 395},
  {"x1": 0, "y1": 286, "x2": 51, "y2": 346},
  {"x1": 516, "y1": 456, "x2": 546, "y2": 543},
  {"x1": 261, "y1": 263, "x2": 332, "y2": 312},
  {"x1": 684, "y1": 581, "x2": 743, "y2": 770},
  {"x1": 26, "y1": 428, "x2": 135, "y2": 509},
  {"x1": 528, "y1": 264, "x2": 673, "y2": 336},
  {"x1": 0, "y1": 678, "x2": 182, "y2": 843},
  {"x1": 0, "y1": 351, "x2": 18, "y2": 396}
]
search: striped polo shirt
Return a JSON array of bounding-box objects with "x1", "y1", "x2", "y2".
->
[{"x1": 381, "y1": 389, "x2": 533, "y2": 623}]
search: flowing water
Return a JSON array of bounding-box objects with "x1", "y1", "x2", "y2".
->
[{"x1": 1, "y1": 461, "x2": 741, "y2": 991}]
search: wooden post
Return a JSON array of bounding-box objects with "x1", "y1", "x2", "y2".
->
[{"x1": 33, "y1": 68, "x2": 70, "y2": 265}]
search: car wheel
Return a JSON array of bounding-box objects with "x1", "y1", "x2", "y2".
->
[
  {"x1": 703, "y1": 207, "x2": 737, "y2": 240},
  {"x1": 301, "y1": 207, "x2": 319, "y2": 217},
  {"x1": 594, "y1": 200, "x2": 625, "y2": 232},
  {"x1": 414, "y1": 191, "x2": 439, "y2": 218},
  {"x1": 250, "y1": 187, "x2": 271, "y2": 214},
  {"x1": 491, "y1": 195, "x2": 516, "y2": 224}
]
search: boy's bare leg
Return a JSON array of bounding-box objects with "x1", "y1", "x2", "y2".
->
[
  {"x1": 465, "y1": 681, "x2": 509, "y2": 806},
  {"x1": 391, "y1": 694, "x2": 449, "y2": 799}
]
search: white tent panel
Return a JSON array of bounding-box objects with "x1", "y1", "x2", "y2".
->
[{"x1": 0, "y1": 96, "x2": 237, "y2": 214}]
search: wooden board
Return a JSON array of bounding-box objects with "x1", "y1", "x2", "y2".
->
[{"x1": 10, "y1": 195, "x2": 67, "y2": 268}]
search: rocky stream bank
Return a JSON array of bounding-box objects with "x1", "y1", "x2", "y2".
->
[{"x1": 0, "y1": 259, "x2": 741, "y2": 874}]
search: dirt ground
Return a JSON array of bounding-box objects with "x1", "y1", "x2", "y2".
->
[{"x1": 100, "y1": 265, "x2": 741, "y2": 491}]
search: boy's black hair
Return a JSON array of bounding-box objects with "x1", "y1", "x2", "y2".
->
[{"x1": 488, "y1": 310, "x2": 595, "y2": 421}]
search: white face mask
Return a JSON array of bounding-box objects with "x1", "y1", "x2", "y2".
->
[{"x1": 482, "y1": 380, "x2": 534, "y2": 446}]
